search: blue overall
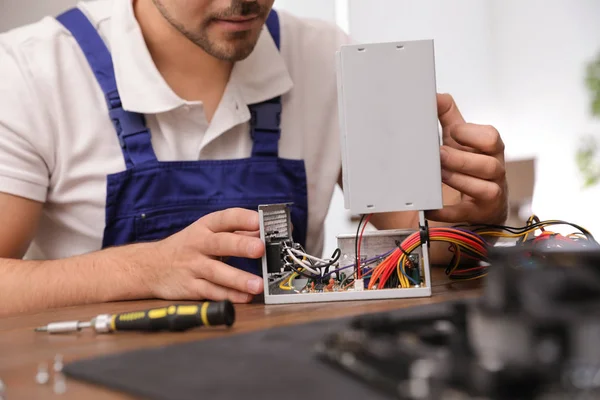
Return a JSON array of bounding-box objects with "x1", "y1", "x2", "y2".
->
[{"x1": 57, "y1": 8, "x2": 309, "y2": 275}]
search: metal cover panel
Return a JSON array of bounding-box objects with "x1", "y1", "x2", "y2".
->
[{"x1": 336, "y1": 39, "x2": 443, "y2": 215}]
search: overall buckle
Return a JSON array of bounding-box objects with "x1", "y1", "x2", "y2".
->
[
  {"x1": 109, "y1": 107, "x2": 149, "y2": 148},
  {"x1": 250, "y1": 102, "x2": 282, "y2": 136}
]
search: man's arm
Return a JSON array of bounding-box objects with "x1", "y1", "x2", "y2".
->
[
  {"x1": 0, "y1": 193, "x2": 158, "y2": 315},
  {"x1": 0, "y1": 193, "x2": 266, "y2": 317}
]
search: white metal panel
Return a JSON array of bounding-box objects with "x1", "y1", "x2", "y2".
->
[
  {"x1": 336, "y1": 39, "x2": 443, "y2": 215},
  {"x1": 260, "y1": 206, "x2": 433, "y2": 305},
  {"x1": 264, "y1": 286, "x2": 432, "y2": 305}
]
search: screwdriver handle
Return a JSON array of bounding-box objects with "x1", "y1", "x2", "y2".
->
[{"x1": 109, "y1": 301, "x2": 235, "y2": 332}]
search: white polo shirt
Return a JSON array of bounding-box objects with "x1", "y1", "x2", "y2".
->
[{"x1": 0, "y1": 0, "x2": 350, "y2": 260}]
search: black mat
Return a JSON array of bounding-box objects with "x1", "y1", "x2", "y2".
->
[{"x1": 63, "y1": 301, "x2": 463, "y2": 400}]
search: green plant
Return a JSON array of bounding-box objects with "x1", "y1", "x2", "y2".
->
[
  {"x1": 576, "y1": 52, "x2": 600, "y2": 188},
  {"x1": 587, "y1": 52, "x2": 600, "y2": 117}
]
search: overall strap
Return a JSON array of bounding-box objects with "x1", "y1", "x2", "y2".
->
[
  {"x1": 56, "y1": 8, "x2": 158, "y2": 168},
  {"x1": 250, "y1": 10, "x2": 282, "y2": 158},
  {"x1": 266, "y1": 10, "x2": 281, "y2": 50}
]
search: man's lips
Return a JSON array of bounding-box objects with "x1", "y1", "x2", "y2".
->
[
  {"x1": 212, "y1": 14, "x2": 260, "y2": 31},
  {"x1": 218, "y1": 15, "x2": 259, "y2": 22}
]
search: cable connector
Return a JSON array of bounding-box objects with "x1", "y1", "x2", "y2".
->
[{"x1": 354, "y1": 279, "x2": 365, "y2": 291}]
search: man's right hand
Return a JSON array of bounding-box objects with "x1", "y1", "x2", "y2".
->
[{"x1": 148, "y1": 208, "x2": 266, "y2": 304}]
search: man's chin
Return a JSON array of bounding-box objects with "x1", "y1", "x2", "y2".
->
[{"x1": 207, "y1": 41, "x2": 259, "y2": 62}]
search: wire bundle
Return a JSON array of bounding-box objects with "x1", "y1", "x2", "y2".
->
[
  {"x1": 357, "y1": 214, "x2": 596, "y2": 290},
  {"x1": 278, "y1": 213, "x2": 596, "y2": 292},
  {"x1": 462, "y1": 215, "x2": 596, "y2": 244},
  {"x1": 278, "y1": 246, "x2": 341, "y2": 291},
  {"x1": 366, "y1": 227, "x2": 489, "y2": 289}
]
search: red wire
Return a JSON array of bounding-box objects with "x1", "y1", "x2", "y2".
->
[
  {"x1": 368, "y1": 227, "x2": 492, "y2": 289},
  {"x1": 357, "y1": 214, "x2": 373, "y2": 279},
  {"x1": 433, "y1": 230, "x2": 487, "y2": 252},
  {"x1": 377, "y1": 251, "x2": 401, "y2": 288}
]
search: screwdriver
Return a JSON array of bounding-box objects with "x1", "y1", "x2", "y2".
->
[{"x1": 34, "y1": 301, "x2": 235, "y2": 334}]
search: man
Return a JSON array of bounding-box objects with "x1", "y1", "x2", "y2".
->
[{"x1": 0, "y1": 0, "x2": 507, "y2": 316}]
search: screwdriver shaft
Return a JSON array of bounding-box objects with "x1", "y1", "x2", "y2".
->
[{"x1": 35, "y1": 321, "x2": 92, "y2": 333}]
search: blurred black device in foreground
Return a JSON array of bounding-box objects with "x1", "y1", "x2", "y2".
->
[{"x1": 315, "y1": 245, "x2": 600, "y2": 399}]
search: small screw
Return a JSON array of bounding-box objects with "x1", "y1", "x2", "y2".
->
[
  {"x1": 35, "y1": 363, "x2": 49, "y2": 385},
  {"x1": 53, "y1": 354, "x2": 64, "y2": 373},
  {"x1": 53, "y1": 372, "x2": 67, "y2": 395}
]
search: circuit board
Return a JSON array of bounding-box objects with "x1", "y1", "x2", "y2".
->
[{"x1": 259, "y1": 204, "x2": 433, "y2": 305}]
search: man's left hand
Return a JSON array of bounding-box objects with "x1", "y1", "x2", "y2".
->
[{"x1": 425, "y1": 94, "x2": 508, "y2": 225}]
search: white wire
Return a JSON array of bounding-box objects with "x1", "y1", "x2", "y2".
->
[
  {"x1": 288, "y1": 248, "x2": 331, "y2": 264},
  {"x1": 285, "y1": 249, "x2": 320, "y2": 275}
]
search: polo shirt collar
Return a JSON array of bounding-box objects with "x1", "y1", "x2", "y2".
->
[{"x1": 109, "y1": 0, "x2": 293, "y2": 115}]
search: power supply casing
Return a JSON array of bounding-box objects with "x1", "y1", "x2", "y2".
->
[{"x1": 336, "y1": 39, "x2": 443, "y2": 215}]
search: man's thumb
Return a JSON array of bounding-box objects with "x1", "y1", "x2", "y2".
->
[{"x1": 437, "y1": 93, "x2": 466, "y2": 128}]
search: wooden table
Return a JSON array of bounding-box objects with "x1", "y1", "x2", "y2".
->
[{"x1": 0, "y1": 268, "x2": 482, "y2": 399}]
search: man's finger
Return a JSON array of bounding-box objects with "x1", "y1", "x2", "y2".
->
[
  {"x1": 234, "y1": 230, "x2": 261, "y2": 238},
  {"x1": 201, "y1": 232, "x2": 264, "y2": 259},
  {"x1": 440, "y1": 146, "x2": 505, "y2": 181},
  {"x1": 448, "y1": 123, "x2": 505, "y2": 157},
  {"x1": 194, "y1": 258, "x2": 264, "y2": 295},
  {"x1": 437, "y1": 93, "x2": 466, "y2": 128},
  {"x1": 190, "y1": 279, "x2": 254, "y2": 304},
  {"x1": 425, "y1": 203, "x2": 477, "y2": 224},
  {"x1": 201, "y1": 208, "x2": 260, "y2": 233},
  {"x1": 441, "y1": 170, "x2": 504, "y2": 202}
]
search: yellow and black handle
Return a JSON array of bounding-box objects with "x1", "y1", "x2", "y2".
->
[{"x1": 110, "y1": 301, "x2": 235, "y2": 332}]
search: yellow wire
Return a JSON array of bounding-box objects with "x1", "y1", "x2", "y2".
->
[
  {"x1": 395, "y1": 258, "x2": 409, "y2": 288},
  {"x1": 395, "y1": 236, "x2": 487, "y2": 285},
  {"x1": 522, "y1": 215, "x2": 536, "y2": 242},
  {"x1": 478, "y1": 220, "x2": 591, "y2": 239},
  {"x1": 447, "y1": 243, "x2": 461, "y2": 275},
  {"x1": 279, "y1": 275, "x2": 294, "y2": 290},
  {"x1": 390, "y1": 217, "x2": 591, "y2": 287},
  {"x1": 279, "y1": 257, "x2": 306, "y2": 290}
]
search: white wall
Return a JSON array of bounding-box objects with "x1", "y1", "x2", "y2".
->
[
  {"x1": 490, "y1": 0, "x2": 600, "y2": 235},
  {"x1": 0, "y1": 0, "x2": 77, "y2": 32},
  {"x1": 348, "y1": 0, "x2": 497, "y2": 124},
  {"x1": 275, "y1": 0, "x2": 336, "y2": 23},
  {"x1": 346, "y1": 0, "x2": 600, "y2": 239}
]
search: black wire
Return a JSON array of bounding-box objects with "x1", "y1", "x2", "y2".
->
[
  {"x1": 518, "y1": 216, "x2": 538, "y2": 244},
  {"x1": 288, "y1": 263, "x2": 316, "y2": 279},
  {"x1": 449, "y1": 270, "x2": 488, "y2": 281},
  {"x1": 395, "y1": 240, "x2": 415, "y2": 268},
  {"x1": 320, "y1": 248, "x2": 342, "y2": 268},
  {"x1": 445, "y1": 246, "x2": 460, "y2": 276},
  {"x1": 456, "y1": 220, "x2": 593, "y2": 238},
  {"x1": 387, "y1": 270, "x2": 400, "y2": 289}
]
